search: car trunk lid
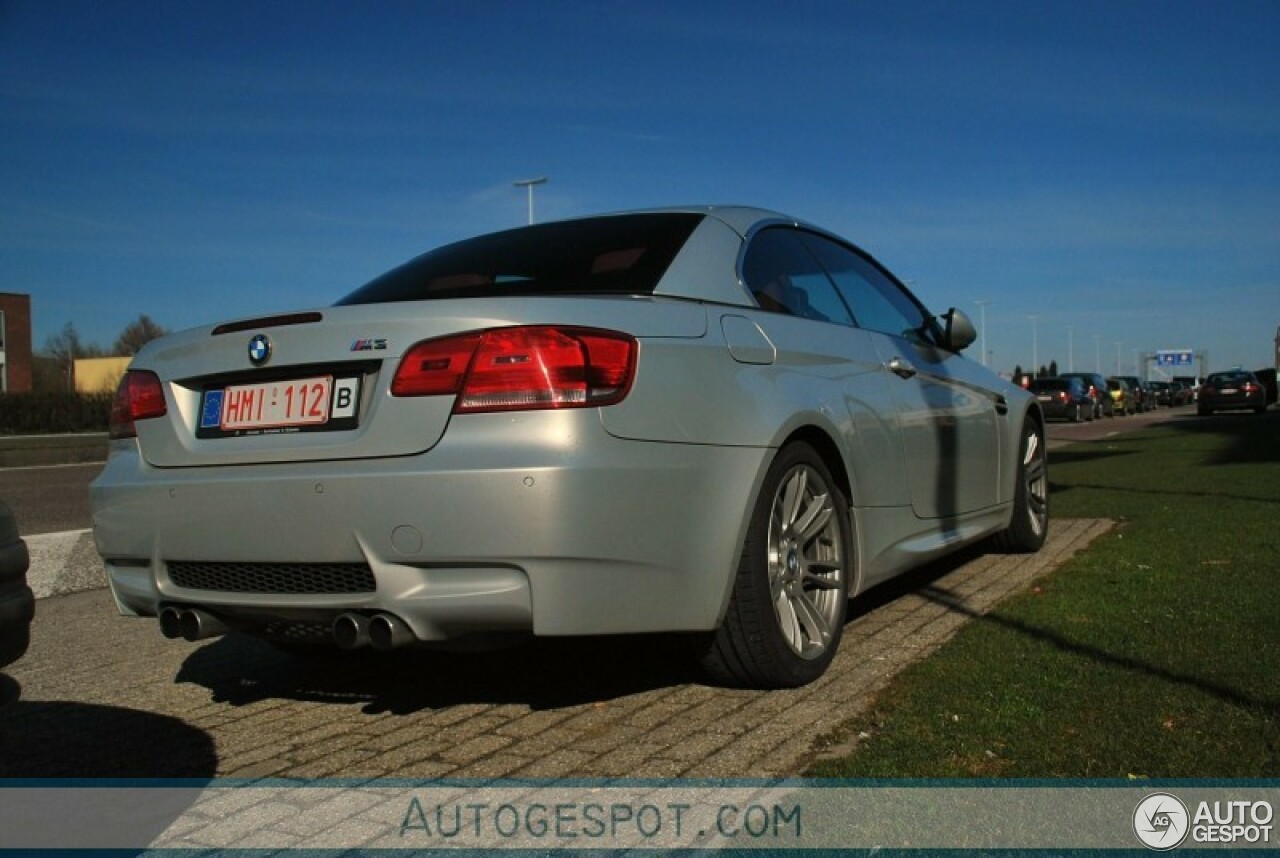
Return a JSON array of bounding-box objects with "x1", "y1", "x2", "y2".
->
[{"x1": 129, "y1": 297, "x2": 706, "y2": 468}]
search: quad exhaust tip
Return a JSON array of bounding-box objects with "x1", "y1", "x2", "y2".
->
[
  {"x1": 159, "y1": 607, "x2": 416, "y2": 650},
  {"x1": 368, "y1": 613, "x2": 415, "y2": 651},
  {"x1": 158, "y1": 606, "x2": 229, "y2": 642},
  {"x1": 332, "y1": 612, "x2": 372, "y2": 650},
  {"x1": 333, "y1": 611, "x2": 417, "y2": 651}
]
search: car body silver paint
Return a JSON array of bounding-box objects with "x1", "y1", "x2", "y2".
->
[
  {"x1": 91, "y1": 206, "x2": 1039, "y2": 645},
  {"x1": 93, "y1": 409, "x2": 770, "y2": 637}
]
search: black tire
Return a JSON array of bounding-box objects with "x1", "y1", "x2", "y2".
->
[
  {"x1": 0, "y1": 623, "x2": 30, "y2": 669},
  {"x1": 700, "y1": 443, "x2": 851, "y2": 689},
  {"x1": 0, "y1": 502, "x2": 33, "y2": 670},
  {"x1": 992, "y1": 418, "x2": 1048, "y2": 554}
]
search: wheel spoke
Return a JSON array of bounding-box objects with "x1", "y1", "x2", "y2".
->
[
  {"x1": 769, "y1": 566, "x2": 787, "y2": 601},
  {"x1": 1023, "y1": 428, "x2": 1049, "y2": 535},
  {"x1": 791, "y1": 590, "x2": 831, "y2": 652},
  {"x1": 1023, "y1": 431, "x2": 1040, "y2": 467},
  {"x1": 1026, "y1": 446, "x2": 1046, "y2": 475},
  {"x1": 779, "y1": 469, "x2": 807, "y2": 530},
  {"x1": 775, "y1": 588, "x2": 801, "y2": 651},
  {"x1": 794, "y1": 493, "x2": 832, "y2": 543},
  {"x1": 802, "y1": 571, "x2": 841, "y2": 590}
]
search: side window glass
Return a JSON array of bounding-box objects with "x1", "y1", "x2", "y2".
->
[
  {"x1": 799, "y1": 234, "x2": 929, "y2": 339},
  {"x1": 741, "y1": 228, "x2": 852, "y2": 325}
]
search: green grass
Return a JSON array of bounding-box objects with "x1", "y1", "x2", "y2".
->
[{"x1": 808, "y1": 411, "x2": 1280, "y2": 778}]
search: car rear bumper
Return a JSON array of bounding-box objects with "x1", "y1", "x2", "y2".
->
[
  {"x1": 1037, "y1": 400, "x2": 1081, "y2": 420},
  {"x1": 1199, "y1": 392, "x2": 1265, "y2": 411},
  {"x1": 91, "y1": 411, "x2": 771, "y2": 641}
]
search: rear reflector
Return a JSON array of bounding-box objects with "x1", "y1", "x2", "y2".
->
[
  {"x1": 392, "y1": 326, "x2": 637, "y2": 412},
  {"x1": 109, "y1": 370, "x2": 168, "y2": 439}
]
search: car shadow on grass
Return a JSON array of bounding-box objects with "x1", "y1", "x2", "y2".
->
[
  {"x1": 1047, "y1": 447, "x2": 1136, "y2": 468},
  {"x1": 1164, "y1": 407, "x2": 1280, "y2": 465},
  {"x1": 913, "y1": 585, "x2": 1280, "y2": 718}
]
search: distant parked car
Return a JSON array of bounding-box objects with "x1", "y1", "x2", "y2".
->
[
  {"x1": 1107, "y1": 377, "x2": 1134, "y2": 416},
  {"x1": 1116, "y1": 376, "x2": 1151, "y2": 412},
  {"x1": 1174, "y1": 375, "x2": 1202, "y2": 402},
  {"x1": 1198, "y1": 370, "x2": 1268, "y2": 415},
  {"x1": 1029, "y1": 377, "x2": 1093, "y2": 422},
  {"x1": 1061, "y1": 372, "x2": 1113, "y2": 419},
  {"x1": 1168, "y1": 381, "x2": 1193, "y2": 406},
  {"x1": 0, "y1": 501, "x2": 33, "y2": 669},
  {"x1": 1255, "y1": 368, "x2": 1278, "y2": 407},
  {"x1": 1147, "y1": 381, "x2": 1173, "y2": 407}
]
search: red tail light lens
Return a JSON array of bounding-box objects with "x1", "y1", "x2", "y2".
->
[
  {"x1": 109, "y1": 370, "x2": 167, "y2": 439},
  {"x1": 389, "y1": 332, "x2": 484, "y2": 397},
  {"x1": 392, "y1": 326, "x2": 637, "y2": 413}
]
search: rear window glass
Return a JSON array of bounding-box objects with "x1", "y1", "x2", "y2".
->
[{"x1": 337, "y1": 213, "x2": 703, "y2": 305}]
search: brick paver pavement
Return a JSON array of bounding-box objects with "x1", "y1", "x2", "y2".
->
[{"x1": 0, "y1": 519, "x2": 1110, "y2": 779}]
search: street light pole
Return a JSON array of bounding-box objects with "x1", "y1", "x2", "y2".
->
[
  {"x1": 974, "y1": 300, "x2": 990, "y2": 367},
  {"x1": 513, "y1": 177, "x2": 548, "y2": 225},
  {"x1": 1067, "y1": 325, "x2": 1074, "y2": 373},
  {"x1": 1028, "y1": 314, "x2": 1040, "y2": 377}
]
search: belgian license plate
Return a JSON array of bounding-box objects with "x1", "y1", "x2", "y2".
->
[{"x1": 200, "y1": 376, "x2": 361, "y2": 434}]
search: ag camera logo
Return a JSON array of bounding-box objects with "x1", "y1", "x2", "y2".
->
[{"x1": 1134, "y1": 793, "x2": 1189, "y2": 851}]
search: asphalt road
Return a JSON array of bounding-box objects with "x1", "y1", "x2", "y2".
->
[
  {"x1": 0, "y1": 462, "x2": 102, "y2": 537},
  {"x1": 1042, "y1": 402, "x2": 1198, "y2": 446}
]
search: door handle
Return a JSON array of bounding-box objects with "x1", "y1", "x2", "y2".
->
[{"x1": 888, "y1": 357, "x2": 917, "y2": 379}]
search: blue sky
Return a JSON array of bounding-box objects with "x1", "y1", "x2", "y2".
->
[{"x1": 3, "y1": 0, "x2": 1278, "y2": 376}]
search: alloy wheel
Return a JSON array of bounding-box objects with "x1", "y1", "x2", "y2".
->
[{"x1": 767, "y1": 464, "x2": 846, "y2": 660}]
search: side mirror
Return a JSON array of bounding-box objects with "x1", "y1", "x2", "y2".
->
[{"x1": 939, "y1": 308, "x2": 977, "y2": 352}]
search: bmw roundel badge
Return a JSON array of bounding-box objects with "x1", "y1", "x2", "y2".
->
[{"x1": 248, "y1": 334, "x2": 272, "y2": 367}]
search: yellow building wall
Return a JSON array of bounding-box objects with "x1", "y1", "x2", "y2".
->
[{"x1": 74, "y1": 356, "x2": 131, "y2": 394}]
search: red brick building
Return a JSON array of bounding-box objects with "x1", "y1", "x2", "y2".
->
[{"x1": 0, "y1": 293, "x2": 33, "y2": 393}]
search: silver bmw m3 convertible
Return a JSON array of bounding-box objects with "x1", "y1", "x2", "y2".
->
[{"x1": 91, "y1": 206, "x2": 1047, "y2": 688}]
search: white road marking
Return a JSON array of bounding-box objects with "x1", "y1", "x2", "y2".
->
[{"x1": 23, "y1": 529, "x2": 105, "y2": 599}]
